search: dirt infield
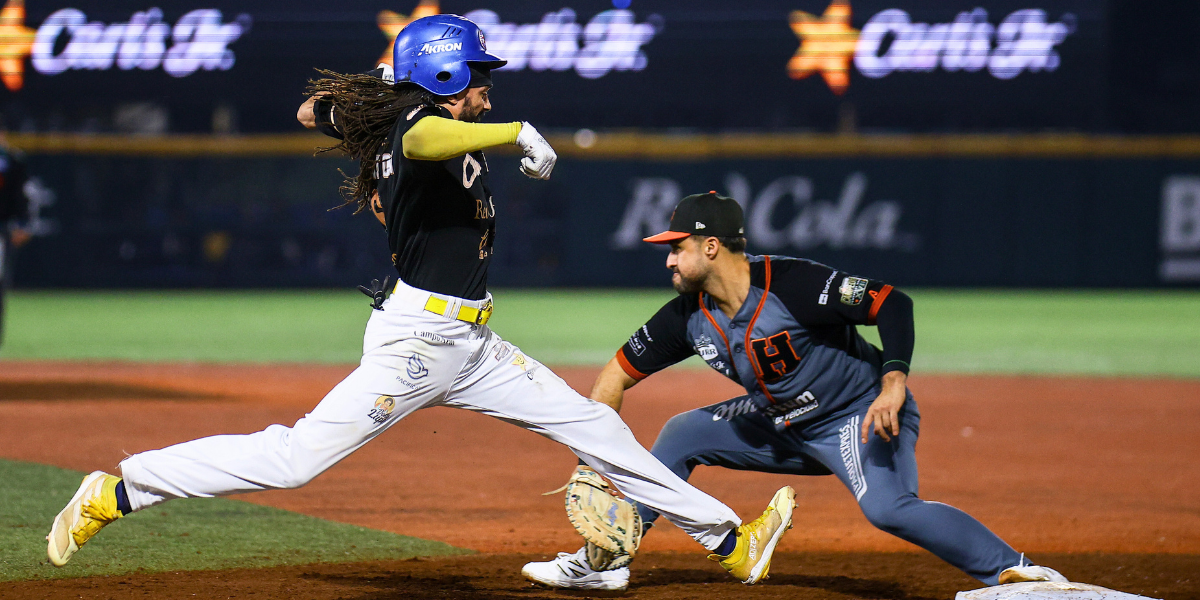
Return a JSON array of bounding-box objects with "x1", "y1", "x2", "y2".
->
[{"x1": 1, "y1": 361, "x2": 1197, "y2": 599}]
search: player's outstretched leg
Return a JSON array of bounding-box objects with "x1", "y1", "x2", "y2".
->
[
  {"x1": 47, "y1": 304, "x2": 473, "y2": 566},
  {"x1": 47, "y1": 471, "x2": 126, "y2": 566},
  {"x1": 446, "y1": 341, "x2": 794, "y2": 585},
  {"x1": 812, "y1": 400, "x2": 1065, "y2": 585}
]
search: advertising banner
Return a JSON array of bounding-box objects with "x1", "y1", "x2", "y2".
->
[
  {"x1": 10, "y1": 152, "x2": 1197, "y2": 289},
  {"x1": 0, "y1": 0, "x2": 1119, "y2": 133}
]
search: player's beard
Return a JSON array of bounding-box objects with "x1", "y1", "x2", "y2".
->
[
  {"x1": 459, "y1": 97, "x2": 489, "y2": 123},
  {"x1": 672, "y1": 268, "x2": 707, "y2": 295}
]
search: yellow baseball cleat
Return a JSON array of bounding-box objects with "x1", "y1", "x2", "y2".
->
[
  {"x1": 47, "y1": 471, "x2": 125, "y2": 567},
  {"x1": 709, "y1": 485, "x2": 796, "y2": 584}
]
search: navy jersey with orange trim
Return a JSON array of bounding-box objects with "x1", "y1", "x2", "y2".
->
[{"x1": 618, "y1": 255, "x2": 913, "y2": 429}]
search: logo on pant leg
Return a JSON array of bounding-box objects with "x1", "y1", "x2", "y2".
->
[
  {"x1": 416, "y1": 331, "x2": 455, "y2": 346},
  {"x1": 511, "y1": 352, "x2": 538, "y2": 380},
  {"x1": 839, "y1": 415, "x2": 868, "y2": 501},
  {"x1": 765, "y1": 391, "x2": 819, "y2": 430},
  {"x1": 407, "y1": 354, "x2": 429, "y2": 379},
  {"x1": 368, "y1": 395, "x2": 396, "y2": 424},
  {"x1": 711, "y1": 398, "x2": 759, "y2": 422}
]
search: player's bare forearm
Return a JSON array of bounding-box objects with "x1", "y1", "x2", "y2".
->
[
  {"x1": 589, "y1": 358, "x2": 638, "y2": 413},
  {"x1": 862, "y1": 371, "x2": 908, "y2": 443}
]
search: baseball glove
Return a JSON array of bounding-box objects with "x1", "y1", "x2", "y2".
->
[{"x1": 552, "y1": 466, "x2": 642, "y2": 571}]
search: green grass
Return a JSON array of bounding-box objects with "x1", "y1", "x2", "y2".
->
[
  {"x1": 0, "y1": 459, "x2": 467, "y2": 582},
  {"x1": 3, "y1": 289, "x2": 1199, "y2": 377}
]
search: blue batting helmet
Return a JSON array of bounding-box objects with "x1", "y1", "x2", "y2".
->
[{"x1": 392, "y1": 14, "x2": 506, "y2": 96}]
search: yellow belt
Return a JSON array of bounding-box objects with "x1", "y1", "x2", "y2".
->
[{"x1": 423, "y1": 296, "x2": 493, "y2": 325}]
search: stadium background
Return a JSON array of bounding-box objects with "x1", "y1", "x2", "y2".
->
[{"x1": 1, "y1": 1, "x2": 1199, "y2": 599}]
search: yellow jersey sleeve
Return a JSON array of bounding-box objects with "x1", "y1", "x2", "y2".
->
[{"x1": 401, "y1": 117, "x2": 521, "y2": 161}]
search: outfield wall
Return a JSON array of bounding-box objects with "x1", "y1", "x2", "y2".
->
[{"x1": 10, "y1": 133, "x2": 1200, "y2": 288}]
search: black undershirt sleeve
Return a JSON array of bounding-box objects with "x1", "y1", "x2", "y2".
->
[
  {"x1": 872, "y1": 288, "x2": 914, "y2": 375},
  {"x1": 313, "y1": 96, "x2": 343, "y2": 140}
]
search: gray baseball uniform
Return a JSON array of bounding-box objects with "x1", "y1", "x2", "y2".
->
[{"x1": 617, "y1": 254, "x2": 1023, "y2": 585}]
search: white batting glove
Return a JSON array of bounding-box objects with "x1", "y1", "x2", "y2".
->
[{"x1": 515, "y1": 122, "x2": 557, "y2": 180}]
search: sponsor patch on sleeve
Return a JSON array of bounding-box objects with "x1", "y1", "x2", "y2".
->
[
  {"x1": 627, "y1": 331, "x2": 647, "y2": 356},
  {"x1": 819, "y1": 270, "x2": 838, "y2": 305},
  {"x1": 839, "y1": 276, "x2": 869, "y2": 306}
]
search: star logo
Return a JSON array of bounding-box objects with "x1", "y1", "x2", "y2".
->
[
  {"x1": 377, "y1": 0, "x2": 441, "y2": 68},
  {"x1": 787, "y1": 0, "x2": 859, "y2": 95},
  {"x1": 0, "y1": 0, "x2": 35, "y2": 92}
]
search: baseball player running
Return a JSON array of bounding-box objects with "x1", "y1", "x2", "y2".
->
[
  {"x1": 522, "y1": 192, "x2": 1066, "y2": 590},
  {"x1": 46, "y1": 15, "x2": 794, "y2": 584}
]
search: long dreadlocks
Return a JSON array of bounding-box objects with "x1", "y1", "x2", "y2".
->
[{"x1": 306, "y1": 70, "x2": 438, "y2": 213}]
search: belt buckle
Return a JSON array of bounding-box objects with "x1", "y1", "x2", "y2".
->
[{"x1": 474, "y1": 299, "x2": 493, "y2": 325}]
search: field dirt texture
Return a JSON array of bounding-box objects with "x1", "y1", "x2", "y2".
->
[{"x1": 0, "y1": 362, "x2": 1197, "y2": 599}]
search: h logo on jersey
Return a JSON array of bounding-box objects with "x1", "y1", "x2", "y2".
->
[{"x1": 750, "y1": 332, "x2": 802, "y2": 381}]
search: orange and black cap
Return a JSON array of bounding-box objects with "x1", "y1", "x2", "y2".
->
[{"x1": 643, "y1": 191, "x2": 745, "y2": 244}]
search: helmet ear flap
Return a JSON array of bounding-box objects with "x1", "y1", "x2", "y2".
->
[{"x1": 430, "y1": 60, "x2": 471, "y2": 95}]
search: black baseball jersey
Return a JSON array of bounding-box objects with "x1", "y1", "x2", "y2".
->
[
  {"x1": 375, "y1": 104, "x2": 495, "y2": 300},
  {"x1": 617, "y1": 255, "x2": 914, "y2": 429}
]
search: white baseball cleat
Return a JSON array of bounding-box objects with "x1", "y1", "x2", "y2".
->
[
  {"x1": 998, "y1": 564, "x2": 1068, "y2": 584},
  {"x1": 522, "y1": 547, "x2": 631, "y2": 591}
]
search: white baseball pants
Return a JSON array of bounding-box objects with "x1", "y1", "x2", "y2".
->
[{"x1": 119, "y1": 279, "x2": 741, "y2": 550}]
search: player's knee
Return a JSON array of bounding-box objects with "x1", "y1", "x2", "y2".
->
[
  {"x1": 859, "y1": 495, "x2": 913, "y2": 534},
  {"x1": 652, "y1": 411, "x2": 707, "y2": 452},
  {"x1": 658, "y1": 410, "x2": 708, "y2": 442},
  {"x1": 650, "y1": 411, "x2": 709, "y2": 473},
  {"x1": 277, "y1": 463, "x2": 322, "y2": 489},
  {"x1": 262, "y1": 425, "x2": 324, "y2": 489}
]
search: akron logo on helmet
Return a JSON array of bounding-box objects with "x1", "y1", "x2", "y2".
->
[{"x1": 417, "y1": 42, "x2": 463, "y2": 55}]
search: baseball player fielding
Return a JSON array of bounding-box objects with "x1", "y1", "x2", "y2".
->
[{"x1": 522, "y1": 192, "x2": 1069, "y2": 591}]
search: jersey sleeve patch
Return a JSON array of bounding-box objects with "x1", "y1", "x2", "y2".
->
[
  {"x1": 839, "y1": 276, "x2": 869, "y2": 306},
  {"x1": 627, "y1": 328, "x2": 648, "y2": 356},
  {"x1": 764, "y1": 256, "x2": 894, "y2": 328}
]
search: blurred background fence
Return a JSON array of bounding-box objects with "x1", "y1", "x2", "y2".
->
[{"x1": 4, "y1": 0, "x2": 1199, "y2": 288}]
